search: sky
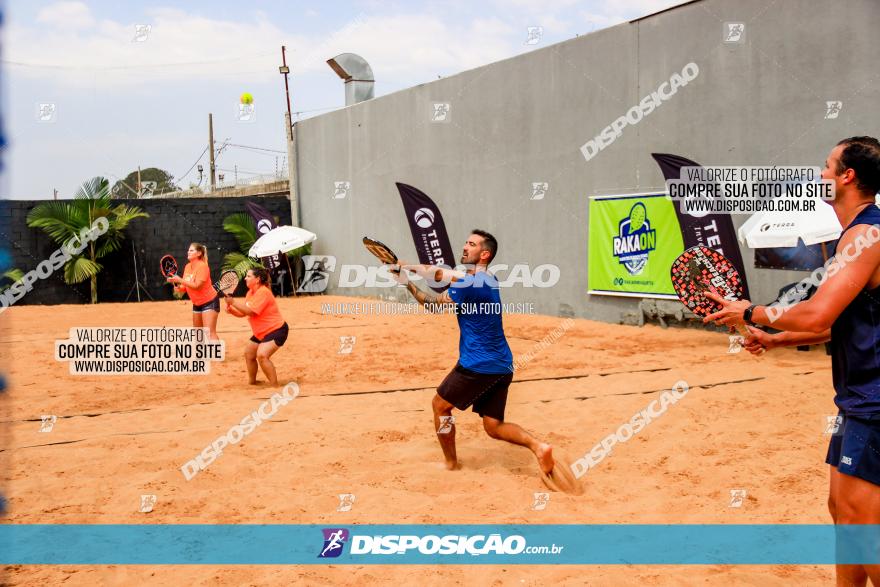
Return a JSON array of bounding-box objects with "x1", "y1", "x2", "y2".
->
[{"x1": 3, "y1": 0, "x2": 685, "y2": 199}]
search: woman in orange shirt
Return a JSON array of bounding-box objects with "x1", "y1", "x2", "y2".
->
[
  {"x1": 166, "y1": 243, "x2": 220, "y2": 340},
  {"x1": 225, "y1": 268, "x2": 288, "y2": 386}
]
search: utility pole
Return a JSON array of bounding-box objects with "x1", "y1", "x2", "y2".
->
[
  {"x1": 208, "y1": 113, "x2": 217, "y2": 192},
  {"x1": 136, "y1": 166, "x2": 142, "y2": 198},
  {"x1": 280, "y1": 46, "x2": 293, "y2": 125},
  {"x1": 53, "y1": 188, "x2": 58, "y2": 200},
  {"x1": 280, "y1": 46, "x2": 300, "y2": 226}
]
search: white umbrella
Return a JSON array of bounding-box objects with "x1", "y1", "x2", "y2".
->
[
  {"x1": 248, "y1": 226, "x2": 317, "y2": 258},
  {"x1": 737, "y1": 200, "x2": 842, "y2": 249}
]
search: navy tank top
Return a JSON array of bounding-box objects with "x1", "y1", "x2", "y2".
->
[{"x1": 829, "y1": 204, "x2": 880, "y2": 416}]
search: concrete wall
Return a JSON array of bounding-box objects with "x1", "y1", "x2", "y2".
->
[{"x1": 294, "y1": 0, "x2": 880, "y2": 322}]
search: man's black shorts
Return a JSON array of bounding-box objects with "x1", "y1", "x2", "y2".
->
[
  {"x1": 250, "y1": 322, "x2": 290, "y2": 347},
  {"x1": 437, "y1": 363, "x2": 513, "y2": 421}
]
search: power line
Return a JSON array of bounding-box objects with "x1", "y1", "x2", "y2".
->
[
  {"x1": 293, "y1": 105, "x2": 341, "y2": 117},
  {"x1": 217, "y1": 167, "x2": 279, "y2": 176},
  {"x1": 2, "y1": 51, "x2": 276, "y2": 71},
  {"x1": 226, "y1": 143, "x2": 286, "y2": 154},
  {"x1": 175, "y1": 145, "x2": 209, "y2": 183}
]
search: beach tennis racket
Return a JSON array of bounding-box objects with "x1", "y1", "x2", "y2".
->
[
  {"x1": 160, "y1": 255, "x2": 178, "y2": 278},
  {"x1": 213, "y1": 270, "x2": 240, "y2": 296},
  {"x1": 671, "y1": 245, "x2": 762, "y2": 353},
  {"x1": 362, "y1": 236, "x2": 401, "y2": 274},
  {"x1": 670, "y1": 246, "x2": 744, "y2": 317},
  {"x1": 362, "y1": 236, "x2": 398, "y2": 265}
]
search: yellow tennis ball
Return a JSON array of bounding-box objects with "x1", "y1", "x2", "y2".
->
[{"x1": 240, "y1": 92, "x2": 254, "y2": 105}]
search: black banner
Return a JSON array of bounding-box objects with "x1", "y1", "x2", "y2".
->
[
  {"x1": 396, "y1": 182, "x2": 455, "y2": 292},
  {"x1": 651, "y1": 153, "x2": 751, "y2": 299},
  {"x1": 754, "y1": 241, "x2": 831, "y2": 271},
  {"x1": 244, "y1": 200, "x2": 279, "y2": 271}
]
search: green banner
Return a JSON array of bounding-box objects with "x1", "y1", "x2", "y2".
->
[{"x1": 588, "y1": 193, "x2": 684, "y2": 298}]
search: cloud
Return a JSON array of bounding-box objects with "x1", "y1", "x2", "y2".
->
[
  {"x1": 8, "y1": 2, "x2": 689, "y2": 90},
  {"x1": 7, "y1": 8, "x2": 287, "y2": 87},
  {"x1": 36, "y1": 1, "x2": 95, "y2": 29},
  {"x1": 7, "y1": 9, "x2": 520, "y2": 89}
]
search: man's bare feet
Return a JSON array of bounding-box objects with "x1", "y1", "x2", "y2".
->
[
  {"x1": 535, "y1": 443, "x2": 554, "y2": 475},
  {"x1": 444, "y1": 460, "x2": 461, "y2": 471},
  {"x1": 248, "y1": 380, "x2": 259, "y2": 385}
]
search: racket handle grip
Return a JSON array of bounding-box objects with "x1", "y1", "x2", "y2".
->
[{"x1": 736, "y1": 324, "x2": 765, "y2": 355}]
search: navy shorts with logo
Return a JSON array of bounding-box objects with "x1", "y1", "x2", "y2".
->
[
  {"x1": 826, "y1": 413, "x2": 880, "y2": 487},
  {"x1": 192, "y1": 296, "x2": 220, "y2": 313},
  {"x1": 437, "y1": 363, "x2": 513, "y2": 421}
]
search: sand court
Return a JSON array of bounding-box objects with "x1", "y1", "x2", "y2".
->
[{"x1": 1, "y1": 295, "x2": 836, "y2": 584}]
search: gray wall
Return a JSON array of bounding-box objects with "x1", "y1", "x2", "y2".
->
[{"x1": 294, "y1": 0, "x2": 880, "y2": 322}]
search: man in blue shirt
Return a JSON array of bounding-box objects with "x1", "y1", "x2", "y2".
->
[
  {"x1": 398, "y1": 229, "x2": 554, "y2": 475},
  {"x1": 706, "y1": 137, "x2": 880, "y2": 586}
]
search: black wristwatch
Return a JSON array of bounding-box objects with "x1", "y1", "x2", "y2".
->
[{"x1": 743, "y1": 304, "x2": 757, "y2": 325}]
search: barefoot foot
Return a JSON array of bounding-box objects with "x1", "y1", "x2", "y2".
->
[
  {"x1": 536, "y1": 443, "x2": 554, "y2": 475},
  {"x1": 444, "y1": 460, "x2": 461, "y2": 471}
]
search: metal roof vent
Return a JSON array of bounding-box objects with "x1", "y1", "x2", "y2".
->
[{"x1": 326, "y1": 53, "x2": 375, "y2": 106}]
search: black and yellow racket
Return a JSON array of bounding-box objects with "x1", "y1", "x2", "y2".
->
[
  {"x1": 363, "y1": 236, "x2": 405, "y2": 276},
  {"x1": 362, "y1": 236, "x2": 399, "y2": 266}
]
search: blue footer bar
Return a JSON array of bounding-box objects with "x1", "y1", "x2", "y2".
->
[{"x1": 1, "y1": 524, "x2": 878, "y2": 564}]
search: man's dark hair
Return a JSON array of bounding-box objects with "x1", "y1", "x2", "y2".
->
[
  {"x1": 836, "y1": 136, "x2": 880, "y2": 196},
  {"x1": 471, "y1": 229, "x2": 498, "y2": 263}
]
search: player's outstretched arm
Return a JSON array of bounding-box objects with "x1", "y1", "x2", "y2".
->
[
  {"x1": 706, "y1": 224, "x2": 880, "y2": 333},
  {"x1": 401, "y1": 274, "x2": 453, "y2": 313},
  {"x1": 753, "y1": 224, "x2": 880, "y2": 332},
  {"x1": 744, "y1": 325, "x2": 831, "y2": 355},
  {"x1": 401, "y1": 263, "x2": 466, "y2": 285}
]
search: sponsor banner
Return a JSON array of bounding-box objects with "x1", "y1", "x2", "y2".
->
[
  {"x1": 396, "y1": 182, "x2": 455, "y2": 292},
  {"x1": 2, "y1": 524, "x2": 879, "y2": 564},
  {"x1": 588, "y1": 193, "x2": 683, "y2": 298},
  {"x1": 244, "y1": 200, "x2": 280, "y2": 271},
  {"x1": 651, "y1": 153, "x2": 751, "y2": 298}
]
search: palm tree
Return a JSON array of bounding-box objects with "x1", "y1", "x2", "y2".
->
[
  {"x1": 26, "y1": 176, "x2": 148, "y2": 304},
  {"x1": 221, "y1": 213, "x2": 311, "y2": 286},
  {"x1": 221, "y1": 213, "x2": 264, "y2": 276},
  {"x1": 0, "y1": 269, "x2": 24, "y2": 293}
]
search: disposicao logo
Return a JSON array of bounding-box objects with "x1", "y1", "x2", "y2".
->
[
  {"x1": 318, "y1": 528, "x2": 350, "y2": 558},
  {"x1": 612, "y1": 202, "x2": 656, "y2": 275},
  {"x1": 316, "y1": 529, "x2": 535, "y2": 558}
]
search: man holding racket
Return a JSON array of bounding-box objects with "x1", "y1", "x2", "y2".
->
[
  {"x1": 704, "y1": 137, "x2": 880, "y2": 586},
  {"x1": 395, "y1": 230, "x2": 555, "y2": 475},
  {"x1": 167, "y1": 243, "x2": 220, "y2": 341},
  {"x1": 225, "y1": 268, "x2": 288, "y2": 386}
]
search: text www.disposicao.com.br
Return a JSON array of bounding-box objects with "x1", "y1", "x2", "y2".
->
[
  {"x1": 72, "y1": 360, "x2": 207, "y2": 374},
  {"x1": 682, "y1": 198, "x2": 816, "y2": 213}
]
